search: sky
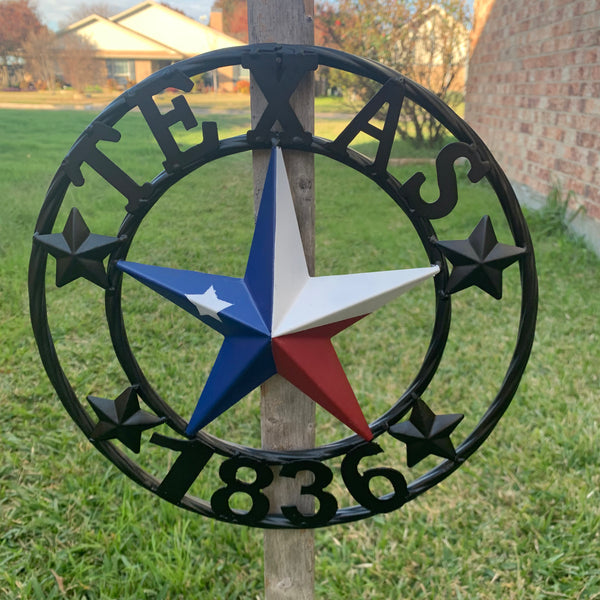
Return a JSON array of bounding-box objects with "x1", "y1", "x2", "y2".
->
[{"x1": 37, "y1": 0, "x2": 217, "y2": 30}]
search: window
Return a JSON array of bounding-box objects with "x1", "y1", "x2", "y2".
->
[{"x1": 105, "y1": 59, "x2": 135, "y2": 87}]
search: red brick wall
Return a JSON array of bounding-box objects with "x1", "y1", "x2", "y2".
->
[{"x1": 465, "y1": 0, "x2": 600, "y2": 222}]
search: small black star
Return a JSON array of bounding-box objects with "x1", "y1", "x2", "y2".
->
[
  {"x1": 389, "y1": 398, "x2": 464, "y2": 467},
  {"x1": 436, "y1": 215, "x2": 525, "y2": 299},
  {"x1": 87, "y1": 387, "x2": 165, "y2": 453},
  {"x1": 35, "y1": 207, "x2": 123, "y2": 288}
]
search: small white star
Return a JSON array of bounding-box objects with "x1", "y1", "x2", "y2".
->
[{"x1": 185, "y1": 285, "x2": 233, "y2": 321}]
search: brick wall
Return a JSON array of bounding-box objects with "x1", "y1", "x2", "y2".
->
[{"x1": 465, "y1": 0, "x2": 600, "y2": 233}]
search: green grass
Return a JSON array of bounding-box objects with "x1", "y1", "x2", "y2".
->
[
  {"x1": 1, "y1": 105, "x2": 599, "y2": 599},
  {"x1": 0, "y1": 89, "x2": 351, "y2": 115}
]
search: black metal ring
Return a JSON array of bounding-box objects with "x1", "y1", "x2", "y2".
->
[{"x1": 29, "y1": 44, "x2": 537, "y2": 527}]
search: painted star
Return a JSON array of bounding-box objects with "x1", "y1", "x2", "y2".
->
[
  {"x1": 117, "y1": 148, "x2": 439, "y2": 440},
  {"x1": 186, "y1": 285, "x2": 233, "y2": 321},
  {"x1": 87, "y1": 387, "x2": 165, "y2": 453},
  {"x1": 389, "y1": 398, "x2": 464, "y2": 467},
  {"x1": 436, "y1": 215, "x2": 525, "y2": 299},
  {"x1": 35, "y1": 207, "x2": 123, "y2": 288}
]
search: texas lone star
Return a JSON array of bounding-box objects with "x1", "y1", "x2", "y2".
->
[{"x1": 117, "y1": 148, "x2": 440, "y2": 440}]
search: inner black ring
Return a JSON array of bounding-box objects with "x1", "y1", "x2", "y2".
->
[{"x1": 105, "y1": 139, "x2": 450, "y2": 463}]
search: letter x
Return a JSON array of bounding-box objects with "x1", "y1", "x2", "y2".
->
[{"x1": 243, "y1": 51, "x2": 318, "y2": 143}]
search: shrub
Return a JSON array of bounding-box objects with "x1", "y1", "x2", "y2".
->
[{"x1": 235, "y1": 79, "x2": 250, "y2": 94}]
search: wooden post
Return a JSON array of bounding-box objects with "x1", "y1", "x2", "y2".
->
[{"x1": 247, "y1": 1, "x2": 316, "y2": 598}]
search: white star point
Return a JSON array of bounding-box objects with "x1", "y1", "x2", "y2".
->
[{"x1": 272, "y1": 265, "x2": 440, "y2": 337}]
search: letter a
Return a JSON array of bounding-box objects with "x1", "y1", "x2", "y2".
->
[{"x1": 327, "y1": 79, "x2": 405, "y2": 176}]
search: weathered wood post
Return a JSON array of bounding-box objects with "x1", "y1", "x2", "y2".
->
[{"x1": 247, "y1": 1, "x2": 316, "y2": 598}]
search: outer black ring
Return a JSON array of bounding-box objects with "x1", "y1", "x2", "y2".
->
[{"x1": 29, "y1": 44, "x2": 537, "y2": 527}]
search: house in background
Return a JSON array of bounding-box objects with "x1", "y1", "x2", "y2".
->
[
  {"x1": 410, "y1": 4, "x2": 470, "y2": 93},
  {"x1": 58, "y1": 1, "x2": 246, "y2": 90}
]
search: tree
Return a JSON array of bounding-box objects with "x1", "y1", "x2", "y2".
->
[
  {"x1": 159, "y1": 2, "x2": 189, "y2": 17},
  {"x1": 0, "y1": 0, "x2": 43, "y2": 86},
  {"x1": 211, "y1": 0, "x2": 248, "y2": 42},
  {"x1": 55, "y1": 33, "x2": 105, "y2": 92},
  {"x1": 62, "y1": 2, "x2": 189, "y2": 26},
  {"x1": 64, "y1": 3, "x2": 115, "y2": 24},
  {"x1": 314, "y1": 2, "x2": 340, "y2": 48},
  {"x1": 316, "y1": 0, "x2": 471, "y2": 146},
  {"x1": 22, "y1": 26, "x2": 57, "y2": 90}
]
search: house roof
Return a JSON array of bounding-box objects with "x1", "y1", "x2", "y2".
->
[
  {"x1": 61, "y1": 1, "x2": 242, "y2": 61},
  {"x1": 110, "y1": 1, "x2": 207, "y2": 29},
  {"x1": 60, "y1": 14, "x2": 185, "y2": 60}
]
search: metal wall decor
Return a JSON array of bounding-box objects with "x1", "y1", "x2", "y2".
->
[{"x1": 29, "y1": 44, "x2": 538, "y2": 528}]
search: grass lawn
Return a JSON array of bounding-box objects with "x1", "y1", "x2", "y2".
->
[
  {"x1": 0, "y1": 90, "x2": 356, "y2": 116},
  {"x1": 0, "y1": 90, "x2": 249, "y2": 112},
  {"x1": 1, "y1": 103, "x2": 599, "y2": 599}
]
